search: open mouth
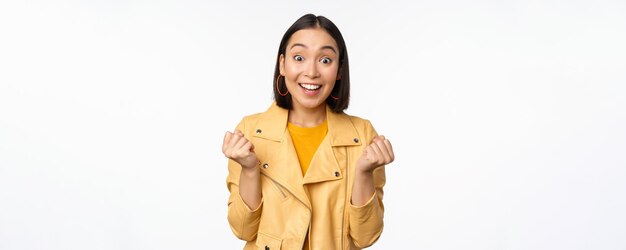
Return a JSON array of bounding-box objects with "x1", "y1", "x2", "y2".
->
[{"x1": 299, "y1": 83, "x2": 322, "y2": 90}]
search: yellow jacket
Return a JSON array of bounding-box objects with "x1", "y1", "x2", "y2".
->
[{"x1": 226, "y1": 102, "x2": 386, "y2": 249}]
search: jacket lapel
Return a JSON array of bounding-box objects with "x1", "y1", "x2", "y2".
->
[
  {"x1": 253, "y1": 103, "x2": 311, "y2": 209},
  {"x1": 251, "y1": 103, "x2": 364, "y2": 207},
  {"x1": 303, "y1": 105, "x2": 362, "y2": 184}
]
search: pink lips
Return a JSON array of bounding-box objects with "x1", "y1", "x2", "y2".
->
[{"x1": 299, "y1": 83, "x2": 322, "y2": 96}]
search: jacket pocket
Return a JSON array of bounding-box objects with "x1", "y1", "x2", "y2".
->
[
  {"x1": 255, "y1": 232, "x2": 282, "y2": 250},
  {"x1": 270, "y1": 179, "x2": 287, "y2": 199},
  {"x1": 262, "y1": 173, "x2": 289, "y2": 201}
]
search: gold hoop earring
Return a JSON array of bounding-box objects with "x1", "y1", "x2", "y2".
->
[{"x1": 276, "y1": 75, "x2": 288, "y2": 96}]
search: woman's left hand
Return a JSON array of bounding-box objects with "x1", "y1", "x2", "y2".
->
[{"x1": 355, "y1": 135, "x2": 395, "y2": 173}]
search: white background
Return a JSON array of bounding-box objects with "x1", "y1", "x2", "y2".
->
[{"x1": 1, "y1": 0, "x2": 625, "y2": 249}]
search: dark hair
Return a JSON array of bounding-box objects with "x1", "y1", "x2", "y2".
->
[{"x1": 273, "y1": 14, "x2": 350, "y2": 113}]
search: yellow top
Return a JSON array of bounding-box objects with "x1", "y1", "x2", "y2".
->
[{"x1": 287, "y1": 119, "x2": 328, "y2": 176}]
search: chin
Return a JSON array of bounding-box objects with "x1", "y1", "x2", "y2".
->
[{"x1": 295, "y1": 98, "x2": 326, "y2": 109}]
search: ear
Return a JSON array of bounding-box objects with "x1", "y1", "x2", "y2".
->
[
  {"x1": 336, "y1": 68, "x2": 342, "y2": 80},
  {"x1": 279, "y1": 54, "x2": 285, "y2": 76}
]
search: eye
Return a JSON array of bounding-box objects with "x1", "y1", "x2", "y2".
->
[
  {"x1": 320, "y1": 57, "x2": 332, "y2": 64},
  {"x1": 293, "y1": 55, "x2": 304, "y2": 61}
]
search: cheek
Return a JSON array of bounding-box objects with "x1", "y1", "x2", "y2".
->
[
  {"x1": 323, "y1": 67, "x2": 339, "y2": 81},
  {"x1": 284, "y1": 63, "x2": 302, "y2": 78}
]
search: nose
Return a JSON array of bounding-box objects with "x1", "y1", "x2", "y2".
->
[{"x1": 305, "y1": 61, "x2": 320, "y2": 78}]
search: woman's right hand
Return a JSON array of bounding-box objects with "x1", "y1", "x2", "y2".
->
[{"x1": 222, "y1": 130, "x2": 259, "y2": 170}]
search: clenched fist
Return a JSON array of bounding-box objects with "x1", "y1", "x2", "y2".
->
[
  {"x1": 355, "y1": 135, "x2": 395, "y2": 173},
  {"x1": 222, "y1": 130, "x2": 259, "y2": 170}
]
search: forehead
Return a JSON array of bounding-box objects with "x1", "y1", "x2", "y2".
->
[{"x1": 287, "y1": 28, "x2": 338, "y2": 51}]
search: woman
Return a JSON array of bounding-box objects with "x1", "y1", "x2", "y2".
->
[{"x1": 222, "y1": 13, "x2": 395, "y2": 250}]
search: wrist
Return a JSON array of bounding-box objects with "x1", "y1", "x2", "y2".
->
[
  {"x1": 355, "y1": 163, "x2": 375, "y2": 175},
  {"x1": 239, "y1": 158, "x2": 260, "y2": 169},
  {"x1": 355, "y1": 168, "x2": 374, "y2": 178},
  {"x1": 241, "y1": 165, "x2": 260, "y2": 176}
]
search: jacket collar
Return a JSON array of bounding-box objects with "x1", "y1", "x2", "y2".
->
[
  {"x1": 252, "y1": 102, "x2": 362, "y2": 208},
  {"x1": 253, "y1": 102, "x2": 362, "y2": 147}
]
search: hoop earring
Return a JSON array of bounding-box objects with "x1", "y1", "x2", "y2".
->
[
  {"x1": 276, "y1": 75, "x2": 288, "y2": 96},
  {"x1": 330, "y1": 80, "x2": 340, "y2": 100}
]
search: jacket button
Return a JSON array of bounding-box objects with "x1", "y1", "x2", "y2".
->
[
  {"x1": 265, "y1": 246, "x2": 269, "y2": 250},
  {"x1": 335, "y1": 171, "x2": 340, "y2": 177},
  {"x1": 353, "y1": 138, "x2": 359, "y2": 143},
  {"x1": 262, "y1": 163, "x2": 269, "y2": 169},
  {"x1": 256, "y1": 129, "x2": 262, "y2": 134}
]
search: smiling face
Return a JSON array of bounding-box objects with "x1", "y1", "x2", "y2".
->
[{"x1": 279, "y1": 28, "x2": 341, "y2": 112}]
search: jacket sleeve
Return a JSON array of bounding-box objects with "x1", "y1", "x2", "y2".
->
[
  {"x1": 348, "y1": 120, "x2": 386, "y2": 248},
  {"x1": 348, "y1": 167, "x2": 386, "y2": 248},
  {"x1": 226, "y1": 119, "x2": 263, "y2": 241}
]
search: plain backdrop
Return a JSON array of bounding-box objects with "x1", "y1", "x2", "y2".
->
[{"x1": 1, "y1": 0, "x2": 625, "y2": 249}]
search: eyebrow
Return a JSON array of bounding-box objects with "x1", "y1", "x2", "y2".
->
[{"x1": 290, "y1": 43, "x2": 337, "y2": 54}]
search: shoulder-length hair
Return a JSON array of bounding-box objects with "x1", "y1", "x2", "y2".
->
[{"x1": 273, "y1": 14, "x2": 350, "y2": 113}]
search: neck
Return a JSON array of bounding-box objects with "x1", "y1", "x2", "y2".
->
[{"x1": 289, "y1": 104, "x2": 326, "y2": 128}]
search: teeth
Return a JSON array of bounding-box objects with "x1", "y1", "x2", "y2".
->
[{"x1": 300, "y1": 83, "x2": 321, "y2": 90}]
